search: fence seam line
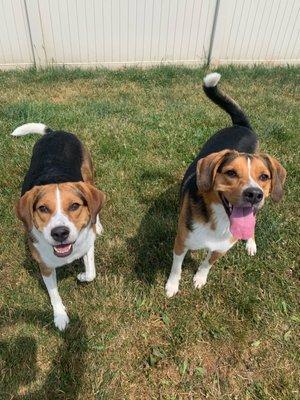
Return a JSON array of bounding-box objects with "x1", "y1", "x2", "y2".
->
[
  {"x1": 207, "y1": 0, "x2": 220, "y2": 66},
  {"x1": 23, "y1": 0, "x2": 36, "y2": 68}
]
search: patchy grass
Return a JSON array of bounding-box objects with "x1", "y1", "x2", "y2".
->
[{"x1": 0, "y1": 65, "x2": 299, "y2": 399}]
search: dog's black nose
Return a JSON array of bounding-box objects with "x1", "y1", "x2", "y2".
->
[
  {"x1": 243, "y1": 187, "x2": 264, "y2": 205},
  {"x1": 51, "y1": 226, "x2": 70, "y2": 242}
]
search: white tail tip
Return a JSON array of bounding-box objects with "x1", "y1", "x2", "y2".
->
[
  {"x1": 203, "y1": 72, "x2": 221, "y2": 88},
  {"x1": 11, "y1": 123, "x2": 47, "y2": 137}
]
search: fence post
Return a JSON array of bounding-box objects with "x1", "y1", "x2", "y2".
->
[
  {"x1": 23, "y1": 0, "x2": 36, "y2": 68},
  {"x1": 207, "y1": 0, "x2": 220, "y2": 66}
]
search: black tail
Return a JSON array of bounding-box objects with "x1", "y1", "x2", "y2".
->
[{"x1": 203, "y1": 73, "x2": 252, "y2": 130}]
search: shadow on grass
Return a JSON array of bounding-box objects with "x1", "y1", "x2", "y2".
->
[
  {"x1": 0, "y1": 307, "x2": 87, "y2": 400},
  {"x1": 128, "y1": 184, "x2": 198, "y2": 286}
]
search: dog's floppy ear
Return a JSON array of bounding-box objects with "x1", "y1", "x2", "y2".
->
[
  {"x1": 196, "y1": 150, "x2": 235, "y2": 192},
  {"x1": 76, "y1": 182, "x2": 106, "y2": 224},
  {"x1": 16, "y1": 187, "x2": 39, "y2": 231},
  {"x1": 260, "y1": 154, "x2": 286, "y2": 202}
]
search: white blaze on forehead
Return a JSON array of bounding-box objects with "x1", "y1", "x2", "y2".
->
[
  {"x1": 56, "y1": 185, "x2": 61, "y2": 213},
  {"x1": 247, "y1": 157, "x2": 262, "y2": 189},
  {"x1": 48, "y1": 185, "x2": 71, "y2": 228},
  {"x1": 54, "y1": 185, "x2": 64, "y2": 221}
]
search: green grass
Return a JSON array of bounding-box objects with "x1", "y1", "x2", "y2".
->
[{"x1": 0, "y1": 65, "x2": 299, "y2": 399}]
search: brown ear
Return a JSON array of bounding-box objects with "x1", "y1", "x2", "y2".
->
[
  {"x1": 16, "y1": 187, "x2": 39, "y2": 231},
  {"x1": 76, "y1": 182, "x2": 106, "y2": 224},
  {"x1": 260, "y1": 154, "x2": 286, "y2": 202},
  {"x1": 196, "y1": 150, "x2": 235, "y2": 192}
]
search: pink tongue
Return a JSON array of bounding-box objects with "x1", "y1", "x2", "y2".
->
[{"x1": 230, "y1": 206, "x2": 256, "y2": 240}]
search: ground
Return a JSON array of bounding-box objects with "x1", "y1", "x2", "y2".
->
[{"x1": 0, "y1": 66, "x2": 299, "y2": 400}]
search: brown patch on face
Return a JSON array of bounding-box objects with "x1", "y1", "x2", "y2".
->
[
  {"x1": 258, "y1": 154, "x2": 286, "y2": 201},
  {"x1": 16, "y1": 186, "x2": 55, "y2": 231},
  {"x1": 249, "y1": 156, "x2": 273, "y2": 200},
  {"x1": 59, "y1": 183, "x2": 92, "y2": 231},
  {"x1": 213, "y1": 155, "x2": 251, "y2": 205},
  {"x1": 32, "y1": 185, "x2": 58, "y2": 231},
  {"x1": 71, "y1": 182, "x2": 106, "y2": 224},
  {"x1": 196, "y1": 150, "x2": 237, "y2": 193}
]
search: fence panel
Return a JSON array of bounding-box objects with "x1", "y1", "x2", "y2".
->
[
  {"x1": 0, "y1": 0, "x2": 34, "y2": 68},
  {"x1": 30, "y1": 0, "x2": 216, "y2": 67},
  {"x1": 0, "y1": 0, "x2": 299, "y2": 69},
  {"x1": 213, "y1": 0, "x2": 300, "y2": 65}
]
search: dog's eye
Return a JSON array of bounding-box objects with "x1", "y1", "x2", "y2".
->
[
  {"x1": 225, "y1": 170, "x2": 237, "y2": 178},
  {"x1": 259, "y1": 173, "x2": 269, "y2": 181},
  {"x1": 69, "y1": 202, "x2": 80, "y2": 211},
  {"x1": 38, "y1": 205, "x2": 49, "y2": 213}
]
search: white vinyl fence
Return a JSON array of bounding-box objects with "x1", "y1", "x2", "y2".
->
[{"x1": 0, "y1": 0, "x2": 299, "y2": 69}]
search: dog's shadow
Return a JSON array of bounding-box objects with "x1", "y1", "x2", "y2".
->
[
  {"x1": 0, "y1": 307, "x2": 87, "y2": 400},
  {"x1": 128, "y1": 184, "x2": 198, "y2": 286}
]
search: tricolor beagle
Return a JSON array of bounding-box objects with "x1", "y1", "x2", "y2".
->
[
  {"x1": 165, "y1": 73, "x2": 286, "y2": 297},
  {"x1": 13, "y1": 124, "x2": 105, "y2": 330}
]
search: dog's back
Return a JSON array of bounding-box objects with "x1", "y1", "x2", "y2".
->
[{"x1": 12, "y1": 124, "x2": 84, "y2": 195}]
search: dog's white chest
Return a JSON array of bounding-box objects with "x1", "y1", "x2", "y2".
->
[
  {"x1": 32, "y1": 225, "x2": 96, "y2": 268},
  {"x1": 185, "y1": 204, "x2": 234, "y2": 252}
]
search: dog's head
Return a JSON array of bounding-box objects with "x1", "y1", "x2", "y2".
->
[
  {"x1": 197, "y1": 149, "x2": 286, "y2": 206},
  {"x1": 196, "y1": 150, "x2": 286, "y2": 238},
  {"x1": 16, "y1": 182, "x2": 105, "y2": 257}
]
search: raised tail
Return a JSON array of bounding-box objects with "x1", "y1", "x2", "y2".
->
[
  {"x1": 203, "y1": 73, "x2": 252, "y2": 129},
  {"x1": 11, "y1": 123, "x2": 52, "y2": 137}
]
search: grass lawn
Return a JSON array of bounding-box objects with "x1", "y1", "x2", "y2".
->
[{"x1": 0, "y1": 65, "x2": 299, "y2": 399}]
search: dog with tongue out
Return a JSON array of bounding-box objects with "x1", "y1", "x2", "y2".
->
[{"x1": 165, "y1": 72, "x2": 286, "y2": 298}]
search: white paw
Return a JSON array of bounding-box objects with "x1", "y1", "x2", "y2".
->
[
  {"x1": 96, "y1": 218, "x2": 103, "y2": 236},
  {"x1": 165, "y1": 279, "x2": 179, "y2": 298},
  {"x1": 193, "y1": 272, "x2": 208, "y2": 289},
  {"x1": 77, "y1": 272, "x2": 96, "y2": 282},
  {"x1": 246, "y1": 238, "x2": 257, "y2": 256},
  {"x1": 54, "y1": 312, "x2": 69, "y2": 331}
]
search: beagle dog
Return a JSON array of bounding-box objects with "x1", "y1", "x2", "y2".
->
[
  {"x1": 12, "y1": 124, "x2": 105, "y2": 330},
  {"x1": 165, "y1": 73, "x2": 286, "y2": 297}
]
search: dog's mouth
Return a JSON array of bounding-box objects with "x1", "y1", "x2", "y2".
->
[
  {"x1": 53, "y1": 243, "x2": 73, "y2": 257},
  {"x1": 219, "y1": 193, "x2": 256, "y2": 240}
]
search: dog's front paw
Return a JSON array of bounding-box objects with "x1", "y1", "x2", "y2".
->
[
  {"x1": 165, "y1": 279, "x2": 179, "y2": 298},
  {"x1": 193, "y1": 272, "x2": 207, "y2": 289},
  {"x1": 54, "y1": 312, "x2": 69, "y2": 331},
  {"x1": 77, "y1": 272, "x2": 96, "y2": 283},
  {"x1": 246, "y1": 238, "x2": 257, "y2": 256}
]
